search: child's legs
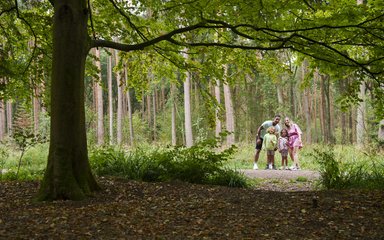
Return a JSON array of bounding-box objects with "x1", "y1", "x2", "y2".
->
[{"x1": 282, "y1": 156, "x2": 288, "y2": 166}]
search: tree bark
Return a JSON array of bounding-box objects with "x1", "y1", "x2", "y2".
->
[
  {"x1": 38, "y1": 0, "x2": 99, "y2": 201},
  {"x1": 184, "y1": 62, "x2": 193, "y2": 147},
  {"x1": 107, "y1": 55, "x2": 114, "y2": 145},
  {"x1": 356, "y1": 81, "x2": 366, "y2": 146},
  {"x1": 223, "y1": 65, "x2": 235, "y2": 145},
  {"x1": 152, "y1": 92, "x2": 157, "y2": 141},
  {"x1": 302, "y1": 60, "x2": 312, "y2": 144},
  {"x1": 124, "y1": 64, "x2": 134, "y2": 146},
  {"x1": 95, "y1": 48, "x2": 104, "y2": 145},
  {"x1": 0, "y1": 100, "x2": 5, "y2": 141},
  {"x1": 115, "y1": 50, "x2": 123, "y2": 145},
  {"x1": 6, "y1": 100, "x2": 12, "y2": 135},
  {"x1": 33, "y1": 87, "x2": 40, "y2": 135},
  {"x1": 171, "y1": 83, "x2": 177, "y2": 146},
  {"x1": 214, "y1": 78, "x2": 221, "y2": 138}
]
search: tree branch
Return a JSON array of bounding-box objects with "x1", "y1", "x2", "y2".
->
[
  {"x1": 14, "y1": 0, "x2": 38, "y2": 75},
  {"x1": 0, "y1": 6, "x2": 16, "y2": 17}
]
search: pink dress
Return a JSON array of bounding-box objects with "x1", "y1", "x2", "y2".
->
[{"x1": 287, "y1": 124, "x2": 303, "y2": 149}]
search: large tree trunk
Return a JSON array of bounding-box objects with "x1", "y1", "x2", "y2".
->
[{"x1": 38, "y1": 0, "x2": 99, "y2": 201}]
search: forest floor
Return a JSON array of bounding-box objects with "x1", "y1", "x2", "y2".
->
[{"x1": 0, "y1": 174, "x2": 383, "y2": 240}]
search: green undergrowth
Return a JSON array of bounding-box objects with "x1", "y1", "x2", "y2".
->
[
  {"x1": 89, "y1": 140, "x2": 249, "y2": 188},
  {"x1": 311, "y1": 145, "x2": 384, "y2": 190}
]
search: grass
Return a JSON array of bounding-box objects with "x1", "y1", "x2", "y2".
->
[{"x1": 1, "y1": 141, "x2": 383, "y2": 190}]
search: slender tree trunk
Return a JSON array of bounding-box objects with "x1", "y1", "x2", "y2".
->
[
  {"x1": 152, "y1": 92, "x2": 157, "y2": 141},
  {"x1": 313, "y1": 69, "x2": 318, "y2": 143},
  {"x1": 215, "y1": 78, "x2": 222, "y2": 138},
  {"x1": 0, "y1": 100, "x2": 5, "y2": 141},
  {"x1": 320, "y1": 74, "x2": 326, "y2": 142},
  {"x1": 33, "y1": 87, "x2": 40, "y2": 135},
  {"x1": 107, "y1": 55, "x2": 114, "y2": 144},
  {"x1": 38, "y1": 0, "x2": 99, "y2": 201},
  {"x1": 124, "y1": 64, "x2": 134, "y2": 146},
  {"x1": 184, "y1": 67, "x2": 193, "y2": 147},
  {"x1": 356, "y1": 81, "x2": 366, "y2": 146},
  {"x1": 95, "y1": 48, "x2": 104, "y2": 145},
  {"x1": 277, "y1": 85, "x2": 284, "y2": 106},
  {"x1": 223, "y1": 65, "x2": 235, "y2": 145},
  {"x1": 6, "y1": 100, "x2": 12, "y2": 135},
  {"x1": 115, "y1": 50, "x2": 123, "y2": 144},
  {"x1": 171, "y1": 83, "x2": 177, "y2": 146},
  {"x1": 302, "y1": 60, "x2": 312, "y2": 144},
  {"x1": 146, "y1": 94, "x2": 152, "y2": 140}
]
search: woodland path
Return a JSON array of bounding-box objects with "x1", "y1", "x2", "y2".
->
[{"x1": 241, "y1": 169, "x2": 321, "y2": 180}]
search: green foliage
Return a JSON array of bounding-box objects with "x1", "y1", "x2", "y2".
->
[
  {"x1": 90, "y1": 139, "x2": 247, "y2": 187},
  {"x1": 311, "y1": 146, "x2": 384, "y2": 190},
  {"x1": 0, "y1": 143, "x2": 48, "y2": 181}
]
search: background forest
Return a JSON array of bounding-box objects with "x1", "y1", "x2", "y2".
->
[{"x1": 0, "y1": 0, "x2": 384, "y2": 191}]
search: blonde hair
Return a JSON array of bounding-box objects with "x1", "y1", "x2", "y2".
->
[{"x1": 267, "y1": 126, "x2": 275, "y2": 134}]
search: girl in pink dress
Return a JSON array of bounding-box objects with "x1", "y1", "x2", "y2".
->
[{"x1": 284, "y1": 117, "x2": 303, "y2": 170}]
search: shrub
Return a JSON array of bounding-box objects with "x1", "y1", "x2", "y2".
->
[
  {"x1": 89, "y1": 139, "x2": 247, "y2": 188},
  {"x1": 311, "y1": 146, "x2": 384, "y2": 190}
]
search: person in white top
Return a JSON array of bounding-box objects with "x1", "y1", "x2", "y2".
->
[{"x1": 253, "y1": 114, "x2": 281, "y2": 170}]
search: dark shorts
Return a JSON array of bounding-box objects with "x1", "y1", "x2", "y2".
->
[
  {"x1": 280, "y1": 149, "x2": 288, "y2": 157},
  {"x1": 255, "y1": 138, "x2": 263, "y2": 150}
]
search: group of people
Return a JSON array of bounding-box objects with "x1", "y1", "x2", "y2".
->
[{"x1": 253, "y1": 114, "x2": 303, "y2": 171}]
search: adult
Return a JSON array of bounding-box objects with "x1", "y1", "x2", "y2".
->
[
  {"x1": 284, "y1": 117, "x2": 303, "y2": 170},
  {"x1": 253, "y1": 114, "x2": 281, "y2": 170}
]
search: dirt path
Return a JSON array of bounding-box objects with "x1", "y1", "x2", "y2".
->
[{"x1": 240, "y1": 169, "x2": 320, "y2": 180}]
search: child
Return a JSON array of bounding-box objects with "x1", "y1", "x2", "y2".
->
[
  {"x1": 278, "y1": 129, "x2": 289, "y2": 170},
  {"x1": 262, "y1": 126, "x2": 278, "y2": 170}
]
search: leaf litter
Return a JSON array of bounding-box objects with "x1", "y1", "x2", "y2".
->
[{"x1": 0, "y1": 177, "x2": 383, "y2": 239}]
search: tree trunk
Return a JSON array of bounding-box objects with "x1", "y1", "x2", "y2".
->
[
  {"x1": 146, "y1": 94, "x2": 152, "y2": 140},
  {"x1": 171, "y1": 83, "x2": 177, "y2": 146},
  {"x1": 124, "y1": 64, "x2": 134, "y2": 146},
  {"x1": 6, "y1": 100, "x2": 12, "y2": 135},
  {"x1": 152, "y1": 92, "x2": 157, "y2": 141},
  {"x1": 38, "y1": 0, "x2": 99, "y2": 201},
  {"x1": 95, "y1": 48, "x2": 104, "y2": 145},
  {"x1": 379, "y1": 120, "x2": 384, "y2": 141},
  {"x1": 320, "y1": 74, "x2": 326, "y2": 142},
  {"x1": 302, "y1": 60, "x2": 312, "y2": 144},
  {"x1": 107, "y1": 55, "x2": 114, "y2": 144},
  {"x1": 115, "y1": 50, "x2": 123, "y2": 145},
  {"x1": 214, "y1": 78, "x2": 221, "y2": 138},
  {"x1": 223, "y1": 65, "x2": 235, "y2": 145},
  {"x1": 356, "y1": 81, "x2": 366, "y2": 146},
  {"x1": 33, "y1": 87, "x2": 40, "y2": 135},
  {"x1": 184, "y1": 67, "x2": 193, "y2": 147},
  {"x1": 0, "y1": 100, "x2": 5, "y2": 141}
]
